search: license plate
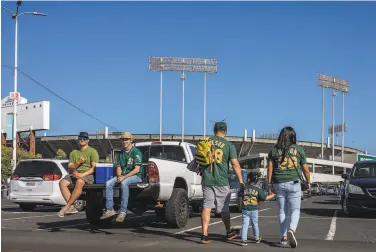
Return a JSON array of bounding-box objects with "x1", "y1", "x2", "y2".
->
[
  {"x1": 103, "y1": 189, "x2": 120, "y2": 197},
  {"x1": 26, "y1": 182, "x2": 35, "y2": 186}
]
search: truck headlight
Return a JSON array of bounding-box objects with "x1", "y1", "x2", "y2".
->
[{"x1": 348, "y1": 184, "x2": 364, "y2": 195}]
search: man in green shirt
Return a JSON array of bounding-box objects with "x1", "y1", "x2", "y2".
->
[
  {"x1": 58, "y1": 132, "x2": 99, "y2": 217},
  {"x1": 102, "y1": 132, "x2": 143, "y2": 222},
  {"x1": 201, "y1": 121, "x2": 245, "y2": 244}
]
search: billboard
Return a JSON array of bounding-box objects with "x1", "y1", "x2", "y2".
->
[
  {"x1": 357, "y1": 154, "x2": 376, "y2": 161},
  {"x1": 1, "y1": 97, "x2": 50, "y2": 132}
]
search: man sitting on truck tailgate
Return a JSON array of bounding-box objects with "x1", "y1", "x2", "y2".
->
[
  {"x1": 102, "y1": 132, "x2": 143, "y2": 222},
  {"x1": 200, "y1": 121, "x2": 245, "y2": 244},
  {"x1": 58, "y1": 132, "x2": 99, "y2": 217}
]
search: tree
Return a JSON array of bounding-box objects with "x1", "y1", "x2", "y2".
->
[
  {"x1": 55, "y1": 149, "x2": 67, "y2": 159},
  {"x1": 1, "y1": 146, "x2": 43, "y2": 179}
]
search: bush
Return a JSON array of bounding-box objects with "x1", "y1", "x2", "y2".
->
[{"x1": 55, "y1": 149, "x2": 67, "y2": 159}]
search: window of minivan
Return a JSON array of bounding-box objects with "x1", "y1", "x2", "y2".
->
[
  {"x1": 353, "y1": 162, "x2": 376, "y2": 178},
  {"x1": 13, "y1": 161, "x2": 62, "y2": 177}
]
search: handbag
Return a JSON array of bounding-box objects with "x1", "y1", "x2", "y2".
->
[{"x1": 288, "y1": 149, "x2": 309, "y2": 191}]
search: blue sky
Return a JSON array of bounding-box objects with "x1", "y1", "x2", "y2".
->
[{"x1": 1, "y1": 1, "x2": 376, "y2": 155}]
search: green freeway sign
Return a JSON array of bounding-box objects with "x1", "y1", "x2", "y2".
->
[{"x1": 357, "y1": 154, "x2": 376, "y2": 161}]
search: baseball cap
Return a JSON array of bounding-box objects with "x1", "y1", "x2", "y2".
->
[
  {"x1": 119, "y1": 132, "x2": 132, "y2": 139},
  {"x1": 78, "y1": 132, "x2": 89, "y2": 139},
  {"x1": 214, "y1": 121, "x2": 227, "y2": 132}
]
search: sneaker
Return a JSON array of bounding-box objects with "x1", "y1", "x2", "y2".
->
[
  {"x1": 65, "y1": 206, "x2": 78, "y2": 215},
  {"x1": 101, "y1": 210, "x2": 117, "y2": 219},
  {"x1": 116, "y1": 212, "x2": 126, "y2": 222},
  {"x1": 253, "y1": 237, "x2": 261, "y2": 243},
  {"x1": 240, "y1": 240, "x2": 247, "y2": 246},
  {"x1": 287, "y1": 230, "x2": 297, "y2": 248},
  {"x1": 57, "y1": 207, "x2": 68, "y2": 218},
  {"x1": 226, "y1": 229, "x2": 238, "y2": 241},
  {"x1": 280, "y1": 237, "x2": 288, "y2": 246},
  {"x1": 200, "y1": 234, "x2": 211, "y2": 244}
]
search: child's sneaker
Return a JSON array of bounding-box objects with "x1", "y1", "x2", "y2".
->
[
  {"x1": 280, "y1": 237, "x2": 288, "y2": 246},
  {"x1": 240, "y1": 240, "x2": 248, "y2": 246},
  {"x1": 253, "y1": 236, "x2": 261, "y2": 243}
]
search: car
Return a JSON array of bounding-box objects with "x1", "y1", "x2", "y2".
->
[
  {"x1": 310, "y1": 183, "x2": 322, "y2": 196},
  {"x1": 341, "y1": 160, "x2": 376, "y2": 217},
  {"x1": 228, "y1": 169, "x2": 248, "y2": 213},
  {"x1": 71, "y1": 141, "x2": 204, "y2": 228},
  {"x1": 9, "y1": 159, "x2": 84, "y2": 211}
]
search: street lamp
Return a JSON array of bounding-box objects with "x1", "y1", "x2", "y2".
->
[
  {"x1": 149, "y1": 56, "x2": 218, "y2": 142},
  {"x1": 1, "y1": 3, "x2": 47, "y2": 172}
]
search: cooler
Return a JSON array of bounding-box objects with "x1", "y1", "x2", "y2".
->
[{"x1": 95, "y1": 163, "x2": 116, "y2": 184}]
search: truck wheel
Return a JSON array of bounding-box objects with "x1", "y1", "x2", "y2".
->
[
  {"x1": 155, "y1": 208, "x2": 166, "y2": 220},
  {"x1": 85, "y1": 195, "x2": 110, "y2": 226},
  {"x1": 19, "y1": 203, "x2": 37, "y2": 212},
  {"x1": 165, "y1": 188, "x2": 189, "y2": 228},
  {"x1": 74, "y1": 200, "x2": 85, "y2": 212}
]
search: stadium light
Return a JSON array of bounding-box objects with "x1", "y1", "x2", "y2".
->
[
  {"x1": 149, "y1": 56, "x2": 218, "y2": 141},
  {"x1": 318, "y1": 74, "x2": 349, "y2": 168},
  {"x1": 2, "y1": 3, "x2": 47, "y2": 171}
]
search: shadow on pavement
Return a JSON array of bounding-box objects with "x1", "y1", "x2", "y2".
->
[
  {"x1": 312, "y1": 200, "x2": 340, "y2": 205},
  {"x1": 301, "y1": 208, "x2": 337, "y2": 217},
  {"x1": 1, "y1": 206, "x2": 60, "y2": 213}
]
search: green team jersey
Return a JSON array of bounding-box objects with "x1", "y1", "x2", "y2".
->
[
  {"x1": 242, "y1": 184, "x2": 266, "y2": 211},
  {"x1": 69, "y1": 147, "x2": 99, "y2": 173},
  {"x1": 202, "y1": 135, "x2": 237, "y2": 187},
  {"x1": 116, "y1": 147, "x2": 143, "y2": 179},
  {"x1": 268, "y1": 144, "x2": 307, "y2": 184}
]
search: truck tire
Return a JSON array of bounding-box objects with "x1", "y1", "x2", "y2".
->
[
  {"x1": 85, "y1": 194, "x2": 110, "y2": 226},
  {"x1": 155, "y1": 208, "x2": 166, "y2": 220},
  {"x1": 165, "y1": 188, "x2": 189, "y2": 228},
  {"x1": 19, "y1": 203, "x2": 37, "y2": 212}
]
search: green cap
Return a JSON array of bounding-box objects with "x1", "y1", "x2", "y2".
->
[{"x1": 214, "y1": 121, "x2": 227, "y2": 132}]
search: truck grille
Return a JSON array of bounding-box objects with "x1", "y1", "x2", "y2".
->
[{"x1": 366, "y1": 188, "x2": 376, "y2": 197}]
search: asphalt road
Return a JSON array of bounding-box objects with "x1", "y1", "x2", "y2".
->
[{"x1": 2, "y1": 196, "x2": 376, "y2": 252}]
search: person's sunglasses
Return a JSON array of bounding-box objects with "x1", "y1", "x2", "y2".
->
[
  {"x1": 78, "y1": 137, "x2": 88, "y2": 141},
  {"x1": 121, "y1": 138, "x2": 131, "y2": 142}
]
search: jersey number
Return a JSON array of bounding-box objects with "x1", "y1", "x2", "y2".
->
[
  {"x1": 279, "y1": 156, "x2": 298, "y2": 170},
  {"x1": 214, "y1": 149, "x2": 223, "y2": 163}
]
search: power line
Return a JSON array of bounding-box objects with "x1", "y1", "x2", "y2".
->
[{"x1": 2, "y1": 64, "x2": 121, "y2": 132}]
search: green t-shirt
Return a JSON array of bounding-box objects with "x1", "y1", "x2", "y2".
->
[
  {"x1": 268, "y1": 144, "x2": 307, "y2": 184},
  {"x1": 69, "y1": 147, "x2": 99, "y2": 173},
  {"x1": 242, "y1": 184, "x2": 266, "y2": 211},
  {"x1": 202, "y1": 136, "x2": 237, "y2": 187},
  {"x1": 117, "y1": 147, "x2": 143, "y2": 179}
]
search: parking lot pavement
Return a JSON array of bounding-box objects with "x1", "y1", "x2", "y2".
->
[{"x1": 2, "y1": 196, "x2": 376, "y2": 252}]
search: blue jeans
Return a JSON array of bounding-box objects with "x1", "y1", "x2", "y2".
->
[
  {"x1": 274, "y1": 181, "x2": 301, "y2": 237},
  {"x1": 105, "y1": 175, "x2": 142, "y2": 212},
  {"x1": 241, "y1": 210, "x2": 259, "y2": 241}
]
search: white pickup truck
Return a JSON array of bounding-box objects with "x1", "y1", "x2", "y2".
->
[{"x1": 70, "y1": 141, "x2": 203, "y2": 228}]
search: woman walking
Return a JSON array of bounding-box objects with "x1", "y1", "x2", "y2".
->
[{"x1": 267, "y1": 127, "x2": 311, "y2": 248}]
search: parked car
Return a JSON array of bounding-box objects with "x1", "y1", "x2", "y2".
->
[
  {"x1": 70, "y1": 141, "x2": 204, "y2": 228},
  {"x1": 9, "y1": 159, "x2": 84, "y2": 211},
  {"x1": 310, "y1": 183, "x2": 322, "y2": 196},
  {"x1": 228, "y1": 169, "x2": 248, "y2": 213},
  {"x1": 341, "y1": 160, "x2": 376, "y2": 217}
]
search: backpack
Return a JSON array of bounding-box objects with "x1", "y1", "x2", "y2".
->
[{"x1": 195, "y1": 138, "x2": 215, "y2": 172}]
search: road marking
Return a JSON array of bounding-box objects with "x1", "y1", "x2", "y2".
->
[
  {"x1": 325, "y1": 210, "x2": 338, "y2": 240},
  {"x1": 174, "y1": 208, "x2": 271, "y2": 235},
  {"x1": 2, "y1": 212, "x2": 85, "y2": 221}
]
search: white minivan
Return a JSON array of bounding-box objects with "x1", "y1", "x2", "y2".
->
[{"x1": 9, "y1": 159, "x2": 74, "y2": 211}]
